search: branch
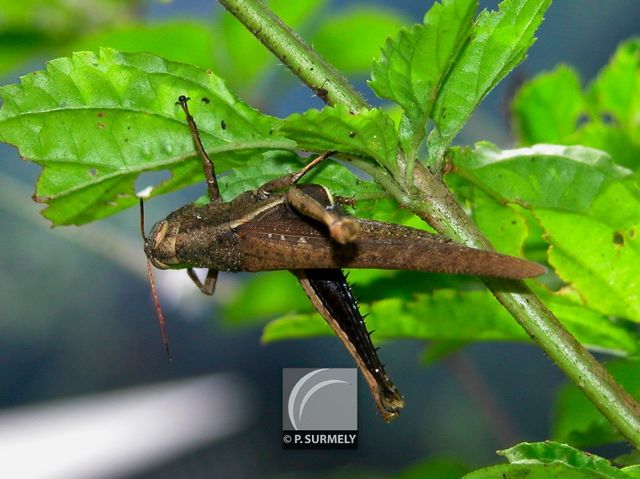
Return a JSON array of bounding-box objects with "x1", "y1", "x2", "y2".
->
[{"x1": 218, "y1": 0, "x2": 640, "y2": 448}]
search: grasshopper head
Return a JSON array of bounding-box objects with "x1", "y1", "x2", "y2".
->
[{"x1": 144, "y1": 219, "x2": 179, "y2": 269}]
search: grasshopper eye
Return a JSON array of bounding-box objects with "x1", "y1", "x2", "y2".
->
[{"x1": 151, "y1": 220, "x2": 169, "y2": 248}]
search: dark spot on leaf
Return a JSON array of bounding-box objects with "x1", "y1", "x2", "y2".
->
[
  {"x1": 97, "y1": 122, "x2": 105, "y2": 129},
  {"x1": 124, "y1": 138, "x2": 129, "y2": 142},
  {"x1": 629, "y1": 227, "x2": 637, "y2": 239},
  {"x1": 601, "y1": 113, "x2": 616, "y2": 125},
  {"x1": 89, "y1": 168, "x2": 97, "y2": 176},
  {"x1": 220, "y1": 120, "x2": 227, "y2": 130},
  {"x1": 269, "y1": 128, "x2": 274, "y2": 135},
  {"x1": 613, "y1": 231, "x2": 624, "y2": 246},
  {"x1": 201, "y1": 97, "x2": 210, "y2": 104},
  {"x1": 127, "y1": 125, "x2": 131, "y2": 130},
  {"x1": 310, "y1": 67, "x2": 314, "y2": 71},
  {"x1": 511, "y1": 220, "x2": 516, "y2": 225},
  {"x1": 575, "y1": 113, "x2": 589, "y2": 128},
  {"x1": 97, "y1": 112, "x2": 105, "y2": 118},
  {"x1": 349, "y1": 131, "x2": 357, "y2": 138}
]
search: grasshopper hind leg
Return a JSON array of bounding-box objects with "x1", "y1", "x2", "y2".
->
[{"x1": 286, "y1": 186, "x2": 360, "y2": 244}]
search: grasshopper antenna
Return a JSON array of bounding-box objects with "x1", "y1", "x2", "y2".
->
[{"x1": 139, "y1": 199, "x2": 172, "y2": 360}]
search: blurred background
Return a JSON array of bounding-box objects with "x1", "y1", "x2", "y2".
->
[{"x1": 0, "y1": 1, "x2": 638, "y2": 477}]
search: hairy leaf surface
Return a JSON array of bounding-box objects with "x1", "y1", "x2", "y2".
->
[
  {"x1": 429, "y1": 0, "x2": 551, "y2": 160},
  {"x1": 0, "y1": 49, "x2": 290, "y2": 225},
  {"x1": 451, "y1": 143, "x2": 640, "y2": 321}
]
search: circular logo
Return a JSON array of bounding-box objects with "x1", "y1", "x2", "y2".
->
[{"x1": 287, "y1": 368, "x2": 353, "y2": 430}]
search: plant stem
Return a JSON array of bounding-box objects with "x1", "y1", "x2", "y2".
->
[
  {"x1": 218, "y1": 0, "x2": 640, "y2": 448},
  {"x1": 218, "y1": 0, "x2": 368, "y2": 111}
]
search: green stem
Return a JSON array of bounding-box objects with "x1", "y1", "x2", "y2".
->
[
  {"x1": 219, "y1": 0, "x2": 640, "y2": 448},
  {"x1": 218, "y1": 0, "x2": 367, "y2": 111}
]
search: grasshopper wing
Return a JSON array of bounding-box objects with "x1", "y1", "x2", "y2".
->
[{"x1": 235, "y1": 200, "x2": 545, "y2": 279}]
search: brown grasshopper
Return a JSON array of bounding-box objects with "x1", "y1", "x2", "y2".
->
[{"x1": 141, "y1": 96, "x2": 545, "y2": 422}]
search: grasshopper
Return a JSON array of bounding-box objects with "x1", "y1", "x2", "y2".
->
[{"x1": 141, "y1": 96, "x2": 545, "y2": 421}]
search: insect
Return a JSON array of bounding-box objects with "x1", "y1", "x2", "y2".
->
[{"x1": 141, "y1": 96, "x2": 545, "y2": 422}]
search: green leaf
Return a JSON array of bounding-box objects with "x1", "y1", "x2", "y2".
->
[
  {"x1": 0, "y1": 48, "x2": 292, "y2": 225},
  {"x1": 313, "y1": 6, "x2": 409, "y2": 75},
  {"x1": 430, "y1": 0, "x2": 551, "y2": 159},
  {"x1": 471, "y1": 191, "x2": 529, "y2": 257},
  {"x1": 498, "y1": 442, "x2": 629, "y2": 479},
  {"x1": 0, "y1": 0, "x2": 137, "y2": 78},
  {"x1": 535, "y1": 204, "x2": 640, "y2": 321},
  {"x1": 69, "y1": 20, "x2": 216, "y2": 71},
  {"x1": 537, "y1": 288, "x2": 638, "y2": 356},
  {"x1": 262, "y1": 285, "x2": 638, "y2": 356},
  {"x1": 578, "y1": 123, "x2": 640, "y2": 172},
  {"x1": 623, "y1": 466, "x2": 640, "y2": 479},
  {"x1": 394, "y1": 457, "x2": 470, "y2": 479},
  {"x1": 511, "y1": 39, "x2": 640, "y2": 171},
  {"x1": 464, "y1": 463, "x2": 619, "y2": 478},
  {"x1": 221, "y1": 272, "x2": 311, "y2": 326},
  {"x1": 554, "y1": 359, "x2": 640, "y2": 448},
  {"x1": 451, "y1": 142, "x2": 640, "y2": 321},
  {"x1": 0, "y1": 36, "x2": 49, "y2": 79},
  {"x1": 369, "y1": 0, "x2": 477, "y2": 143},
  {"x1": 218, "y1": 150, "x2": 385, "y2": 202},
  {"x1": 512, "y1": 65, "x2": 586, "y2": 145},
  {"x1": 0, "y1": 0, "x2": 135, "y2": 36},
  {"x1": 589, "y1": 38, "x2": 640, "y2": 140},
  {"x1": 461, "y1": 441, "x2": 635, "y2": 478},
  {"x1": 451, "y1": 143, "x2": 630, "y2": 213},
  {"x1": 281, "y1": 104, "x2": 400, "y2": 173},
  {"x1": 615, "y1": 451, "x2": 640, "y2": 468}
]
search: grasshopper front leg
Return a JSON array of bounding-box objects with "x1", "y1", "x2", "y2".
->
[
  {"x1": 177, "y1": 95, "x2": 221, "y2": 202},
  {"x1": 187, "y1": 268, "x2": 219, "y2": 295}
]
